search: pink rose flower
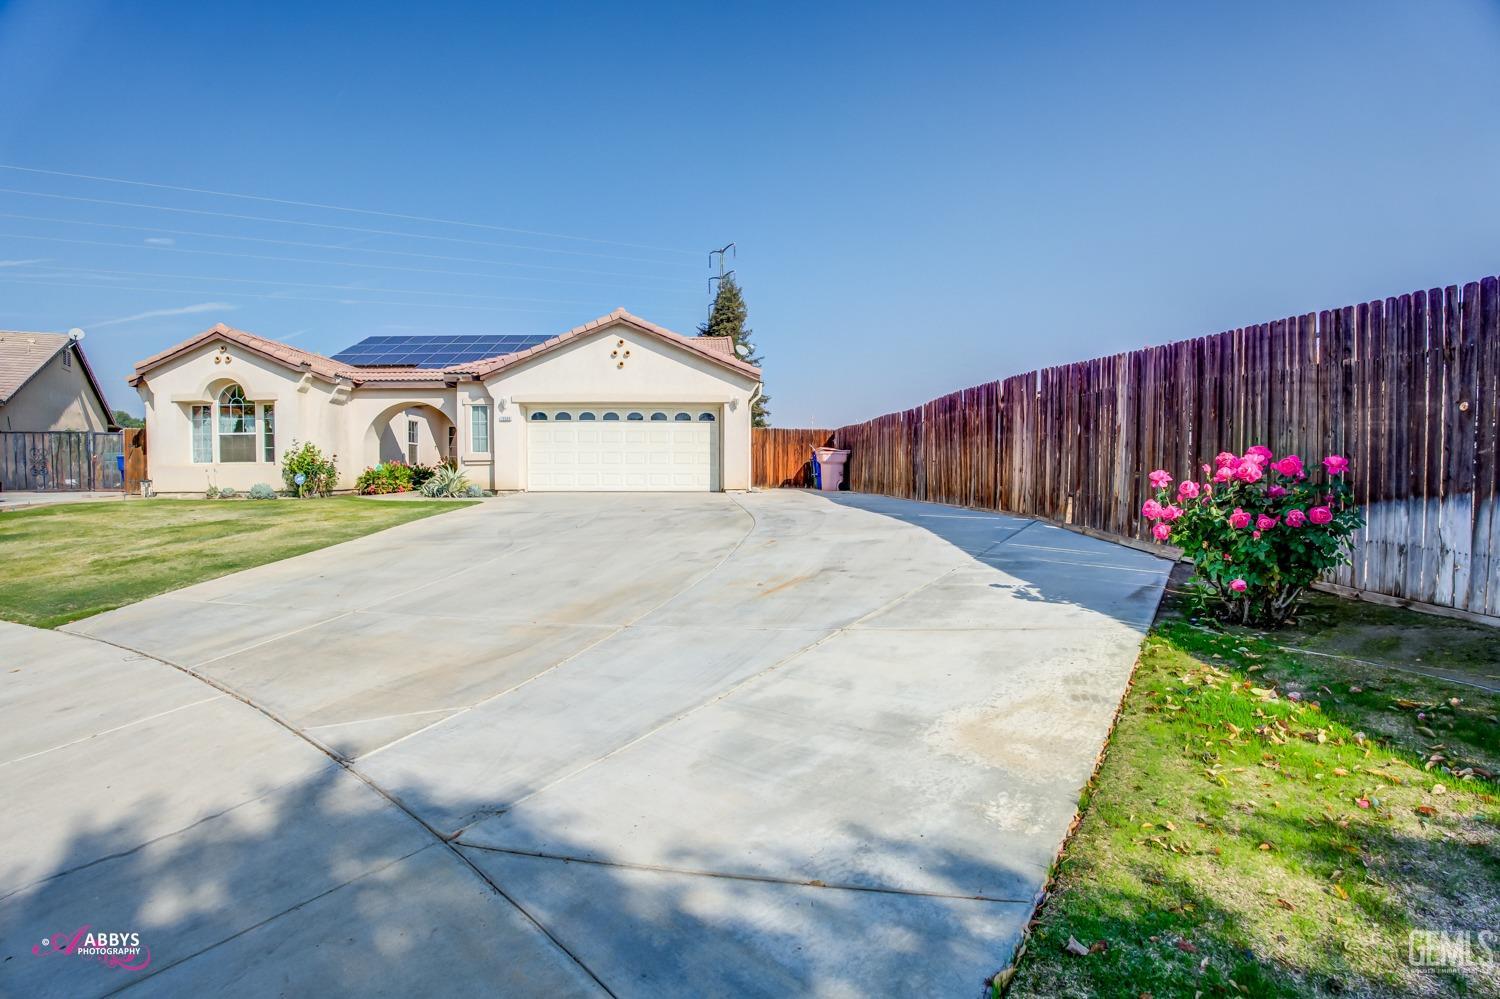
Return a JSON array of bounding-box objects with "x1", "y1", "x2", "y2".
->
[
  {"x1": 1236, "y1": 462, "x2": 1264, "y2": 484},
  {"x1": 1212, "y1": 467, "x2": 1235, "y2": 484},
  {"x1": 1256, "y1": 514, "x2": 1278, "y2": 532},
  {"x1": 1178, "y1": 480, "x2": 1201, "y2": 500},
  {"x1": 1228, "y1": 507, "x2": 1252, "y2": 530},
  {"x1": 1141, "y1": 499, "x2": 1163, "y2": 520},
  {"x1": 1214, "y1": 451, "x2": 1239, "y2": 469},
  {"x1": 1229, "y1": 578, "x2": 1248, "y2": 593},
  {"x1": 1152, "y1": 522, "x2": 1172, "y2": 541},
  {"x1": 1285, "y1": 508, "x2": 1307, "y2": 527},
  {"x1": 1201, "y1": 463, "x2": 1213, "y2": 476},
  {"x1": 1252, "y1": 530, "x2": 1261, "y2": 540},
  {"x1": 1271, "y1": 454, "x2": 1304, "y2": 478},
  {"x1": 1148, "y1": 469, "x2": 1173, "y2": 490},
  {"x1": 1161, "y1": 504, "x2": 1184, "y2": 522},
  {"x1": 1323, "y1": 454, "x2": 1349, "y2": 476},
  {"x1": 1309, "y1": 505, "x2": 1333, "y2": 525},
  {"x1": 1244, "y1": 445, "x2": 1274, "y2": 465},
  {"x1": 1267, "y1": 485, "x2": 1287, "y2": 498}
]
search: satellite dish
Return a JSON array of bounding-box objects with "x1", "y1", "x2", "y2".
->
[
  {"x1": 734, "y1": 343, "x2": 749, "y2": 356},
  {"x1": 68, "y1": 328, "x2": 85, "y2": 340}
]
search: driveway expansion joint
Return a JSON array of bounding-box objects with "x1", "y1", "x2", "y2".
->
[{"x1": 453, "y1": 843, "x2": 1037, "y2": 906}]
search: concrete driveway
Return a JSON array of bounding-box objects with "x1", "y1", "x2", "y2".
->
[{"x1": 3, "y1": 491, "x2": 1169, "y2": 997}]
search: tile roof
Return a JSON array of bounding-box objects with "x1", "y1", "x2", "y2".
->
[
  {"x1": 131, "y1": 311, "x2": 761, "y2": 388},
  {"x1": 465, "y1": 309, "x2": 761, "y2": 379},
  {"x1": 0, "y1": 331, "x2": 72, "y2": 402}
]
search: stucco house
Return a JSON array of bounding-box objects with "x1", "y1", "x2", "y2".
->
[
  {"x1": 0, "y1": 331, "x2": 114, "y2": 432},
  {"x1": 129, "y1": 309, "x2": 762, "y2": 494}
]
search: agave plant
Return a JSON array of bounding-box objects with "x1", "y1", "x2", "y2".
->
[{"x1": 419, "y1": 463, "x2": 471, "y2": 498}]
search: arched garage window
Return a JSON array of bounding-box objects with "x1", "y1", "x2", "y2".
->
[
  {"x1": 218, "y1": 384, "x2": 256, "y2": 462},
  {"x1": 673, "y1": 412, "x2": 692, "y2": 421},
  {"x1": 650, "y1": 412, "x2": 668, "y2": 421},
  {"x1": 554, "y1": 411, "x2": 573, "y2": 421},
  {"x1": 602, "y1": 412, "x2": 620, "y2": 421},
  {"x1": 698, "y1": 412, "x2": 716, "y2": 421},
  {"x1": 578, "y1": 412, "x2": 596, "y2": 421},
  {"x1": 530, "y1": 412, "x2": 548, "y2": 421},
  {"x1": 627, "y1": 412, "x2": 644, "y2": 421}
]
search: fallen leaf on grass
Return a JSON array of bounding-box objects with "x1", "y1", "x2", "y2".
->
[
  {"x1": 991, "y1": 967, "x2": 1016, "y2": 990},
  {"x1": 1416, "y1": 805, "x2": 1437, "y2": 817},
  {"x1": 1331, "y1": 884, "x2": 1350, "y2": 900},
  {"x1": 1089, "y1": 940, "x2": 1108, "y2": 954},
  {"x1": 1275, "y1": 898, "x2": 1295, "y2": 910},
  {"x1": 1258, "y1": 842, "x2": 1272, "y2": 851},
  {"x1": 1176, "y1": 938, "x2": 1199, "y2": 954}
]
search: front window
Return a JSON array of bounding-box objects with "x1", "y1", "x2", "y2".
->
[
  {"x1": 262, "y1": 403, "x2": 276, "y2": 462},
  {"x1": 471, "y1": 405, "x2": 491, "y2": 453},
  {"x1": 447, "y1": 426, "x2": 457, "y2": 462},
  {"x1": 191, "y1": 405, "x2": 212, "y2": 463},
  {"x1": 407, "y1": 418, "x2": 420, "y2": 464},
  {"x1": 217, "y1": 384, "x2": 256, "y2": 462}
]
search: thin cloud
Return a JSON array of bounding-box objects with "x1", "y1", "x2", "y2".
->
[
  {"x1": 0, "y1": 257, "x2": 48, "y2": 267},
  {"x1": 89, "y1": 301, "x2": 233, "y2": 329},
  {"x1": 143, "y1": 236, "x2": 175, "y2": 246}
]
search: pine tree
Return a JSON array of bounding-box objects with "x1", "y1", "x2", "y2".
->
[{"x1": 699, "y1": 273, "x2": 770, "y2": 426}]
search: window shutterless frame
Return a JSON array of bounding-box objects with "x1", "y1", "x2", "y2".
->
[{"x1": 470, "y1": 405, "x2": 491, "y2": 453}]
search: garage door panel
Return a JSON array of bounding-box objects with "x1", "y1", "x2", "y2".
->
[{"x1": 529, "y1": 406, "x2": 718, "y2": 491}]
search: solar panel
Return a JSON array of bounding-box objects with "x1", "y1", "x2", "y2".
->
[{"x1": 331, "y1": 333, "x2": 554, "y2": 368}]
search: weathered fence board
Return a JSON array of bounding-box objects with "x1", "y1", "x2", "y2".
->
[
  {"x1": 0, "y1": 431, "x2": 124, "y2": 492},
  {"x1": 787, "y1": 274, "x2": 1500, "y2": 618},
  {"x1": 751, "y1": 428, "x2": 834, "y2": 488}
]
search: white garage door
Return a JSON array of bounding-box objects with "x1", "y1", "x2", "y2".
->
[{"x1": 527, "y1": 406, "x2": 720, "y2": 491}]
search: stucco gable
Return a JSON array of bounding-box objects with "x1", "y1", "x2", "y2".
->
[{"x1": 467, "y1": 309, "x2": 760, "y2": 382}]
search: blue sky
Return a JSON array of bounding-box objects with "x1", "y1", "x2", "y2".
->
[{"x1": 2, "y1": 0, "x2": 1498, "y2": 424}]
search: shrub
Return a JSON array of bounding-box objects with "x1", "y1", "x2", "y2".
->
[
  {"x1": 248, "y1": 483, "x2": 278, "y2": 500},
  {"x1": 464, "y1": 484, "x2": 486, "y2": 498},
  {"x1": 204, "y1": 484, "x2": 220, "y2": 500},
  {"x1": 1142, "y1": 447, "x2": 1362, "y2": 627},
  {"x1": 409, "y1": 463, "x2": 437, "y2": 489},
  {"x1": 282, "y1": 441, "x2": 338, "y2": 497},
  {"x1": 355, "y1": 461, "x2": 417, "y2": 495},
  {"x1": 218, "y1": 486, "x2": 237, "y2": 499},
  {"x1": 419, "y1": 463, "x2": 471, "y2": 497}
]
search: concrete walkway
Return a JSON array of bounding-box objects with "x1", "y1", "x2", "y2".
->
[{"x1": 4, "y1": 491, "x2": 1170, "y2": 997}]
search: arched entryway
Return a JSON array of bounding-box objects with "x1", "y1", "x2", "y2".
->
[{"x1": 362, "y1": 402, "x2": 456, "y2": 468}]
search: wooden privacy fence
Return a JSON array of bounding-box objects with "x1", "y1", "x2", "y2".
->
[
  {"x1": 806, "y1": 274, "x2": 1498, "y2": 619},
  {"x1": 752, "y1": 428, "x2": 834, "y2": 487},
  {"x1": 0, "y1": 431, "x2": 125, "y2": 491}
]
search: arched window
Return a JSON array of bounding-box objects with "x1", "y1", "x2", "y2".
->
[
  {"x1": 577, "y1": 411, "x2": 596, "y2": 421},
  {"x1": 554, "y1": 411, "x2": 573, "y2": 421},
  {"x1": 530, "y1": 412, "x2": 548, "y2": 421},
  {"x1": 673, "y1": 412, "x2": 692, "y2": 421},
  {"x1": 650, "y1": 412, "x2": 668, "y2": 421},
  {"x1": 602, "y1": 412, "x2": 620, "y2": 421},
  {"x1": 627, "y1": 412, "x2": 644, "y2": 421},
  {"x1": 217, "y1": 384, "x2": 256, "y2": 462},
  {"x1": 698, "y1": 412, "x2": 717, "y2": 422}
]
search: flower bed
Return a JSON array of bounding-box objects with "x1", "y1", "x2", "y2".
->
[{"x1": 1142, "y1": 448, "x2": 1362, "y2": 626}]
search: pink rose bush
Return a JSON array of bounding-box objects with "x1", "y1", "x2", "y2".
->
[{"x1": 1140, "y1": 448, "x2": 1362, "y2": 626}]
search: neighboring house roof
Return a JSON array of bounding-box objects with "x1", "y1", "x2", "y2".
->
[
  {"x1": 0, "y1": 330, "x2": 115, "y2": 423},
  {"x1": 129, "y1": 310, "x2": 761, "y2": 388}
]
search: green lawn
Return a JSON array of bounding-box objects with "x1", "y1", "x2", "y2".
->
[
  {"x1": 1006, "y1": 583, "x2": 1500, "y2": 999},
  {"x1": 0, "y1": 498, "x2": 475, "y2": 628}
]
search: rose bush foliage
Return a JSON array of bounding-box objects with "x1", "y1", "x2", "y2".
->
[{"x1": 1142, "y1": 447, "x2": 1362, "y2": 626}]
